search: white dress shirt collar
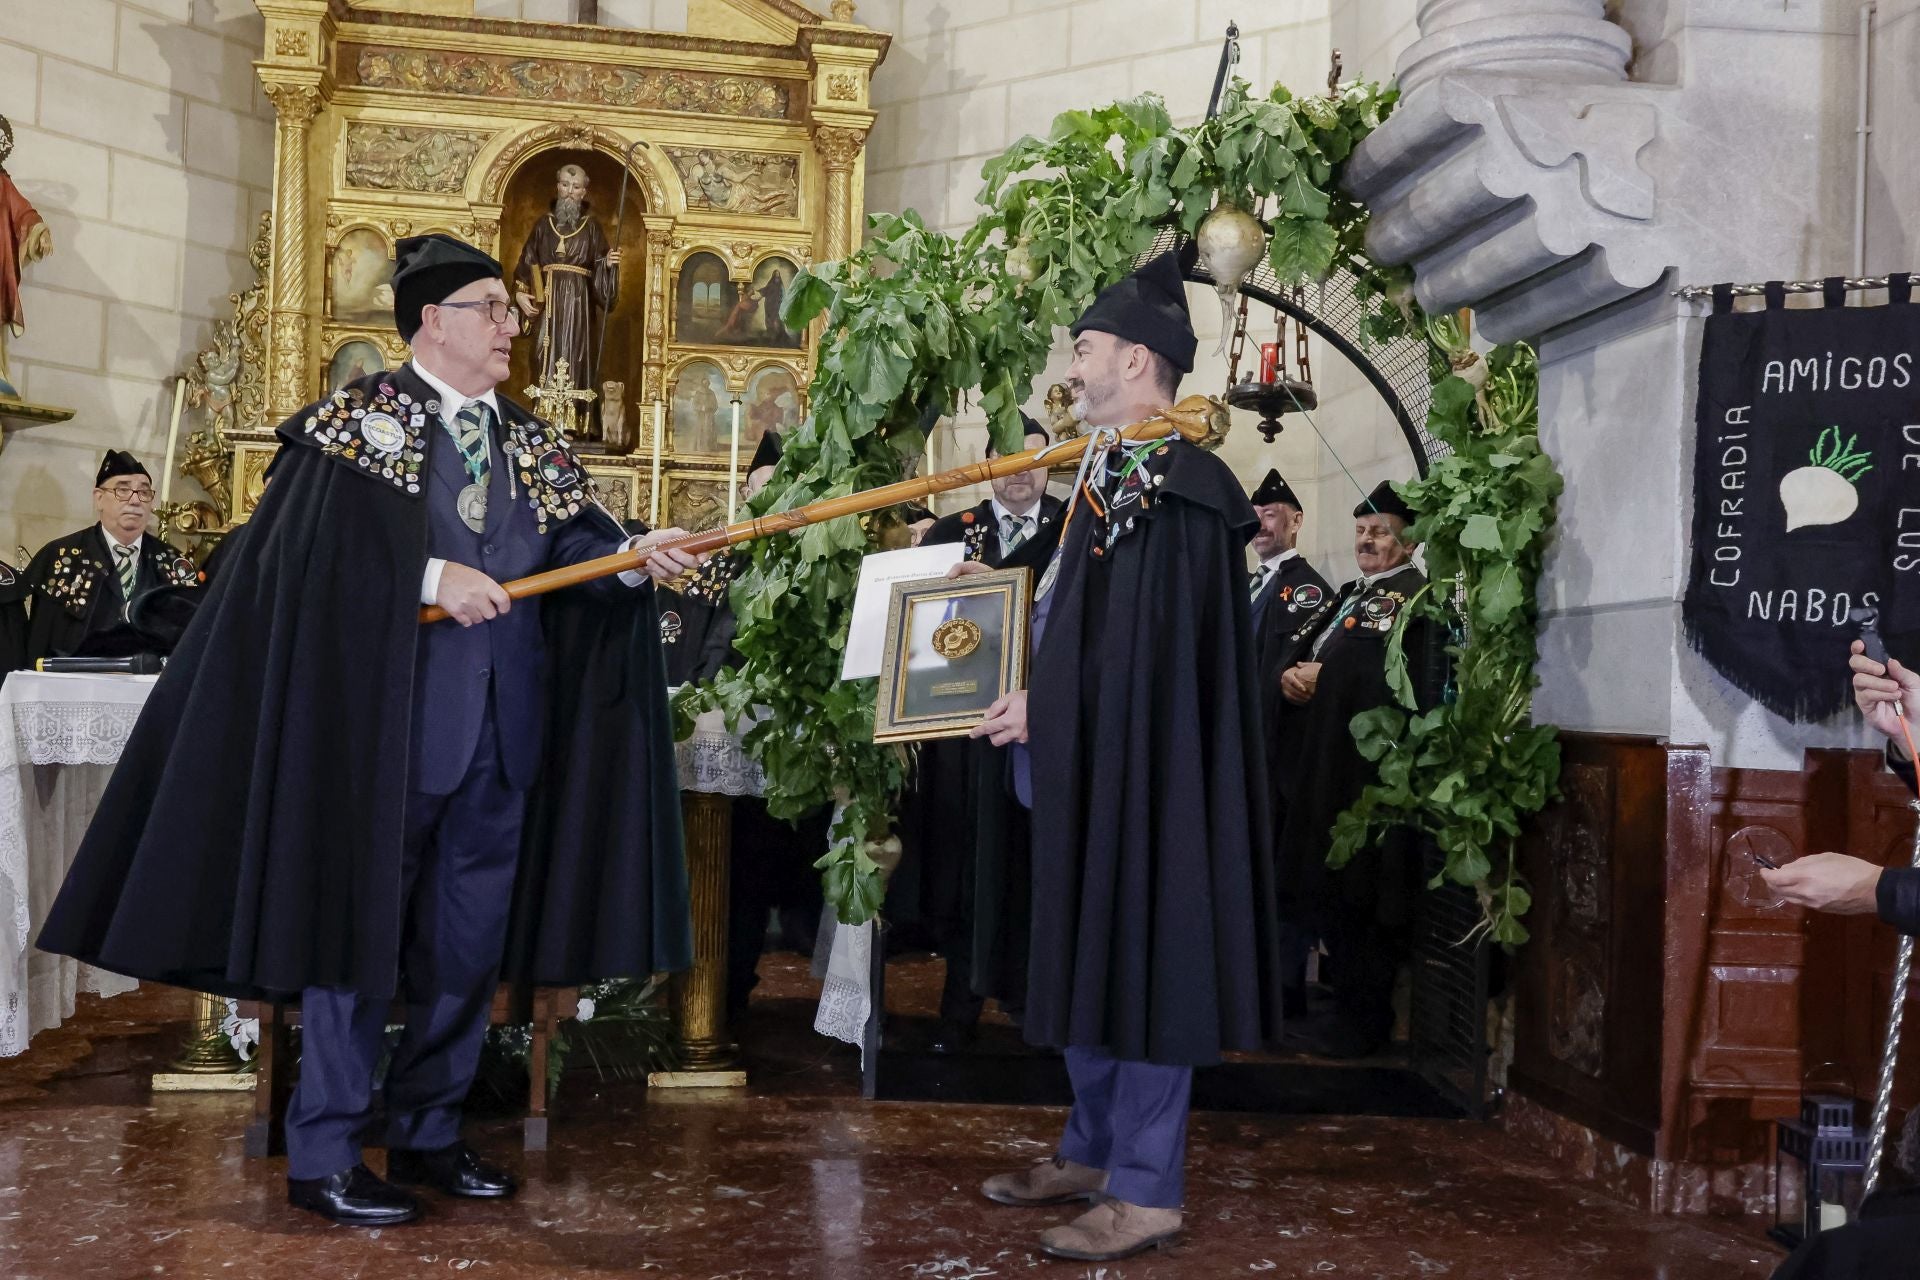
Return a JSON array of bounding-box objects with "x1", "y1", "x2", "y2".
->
[
  {"x1": 99, "y1": 523, "x2": 141, "y2": 553},
  {"x1": 410, "y1": 359, "x2": 500, "y2": 428},
  {"x1": 1258, "y1": 547, "x2": 1300, "y2": 574},
  {"x1": 990, "y1": 496, "x2": 1042, "y2": 528}
]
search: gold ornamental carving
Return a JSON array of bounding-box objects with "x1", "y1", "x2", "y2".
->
[
  {"x1": 482, "y1": 121, "x2": 669, "y2": 210},
  {"x1": 811, "y1": 124, "x2": 866, "y2": 172},
  {"x1": 830, "y1": 0, "x2": 858, "y2": 21},
  {"x1": 344, "y1": 123, "x2": 490, "y2": 194},
  {"x1": 351, "y1": 47, "x2": 798, "y2": 121},
  {"x1": 825, "y1": 72, "x2": 861, "y2": 102},
  {"x1": 663, "y1": 145, "x2": 799, "y2": 218},
  {"x1": 273, "y1": 28, "x2": 311, "y2": 58},
  {"x1": 264, "y1": 81, "x2": 322, "y2": 125}
]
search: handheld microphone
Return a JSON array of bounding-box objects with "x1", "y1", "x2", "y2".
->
[{"x1": 35, "y1": 653, "x2": 165, "y2": 675}]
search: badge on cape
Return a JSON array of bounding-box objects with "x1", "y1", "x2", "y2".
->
[
  {"x1": 659, "y1": 610, "x2": 683, "y2": 644},
  {"x1": 1292, "y1": 583, "x2": 1324, "y2": 611},
  {"x1": 361, "y1": 412, "x2": 406, "y2": 455},
  {"x1": 538, "y1": 449, "x2": 579, "y2": 491}
]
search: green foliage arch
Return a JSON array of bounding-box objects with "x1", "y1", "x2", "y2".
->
[{"x1": 684, "y1": 79, "x2": 1561, "y2": 943}]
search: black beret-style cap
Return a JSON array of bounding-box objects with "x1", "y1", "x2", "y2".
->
[
  {"x1": 96, "y1": 450, "x2": 149, "y2": 486},
  {"x1": 1353, "y1": 479, "x2": 1416, "y2": 523},
  {"x1": 1069, "y1": 251, "x2": 1198, "y2": 374},
  {"x1": 748, "y1": 429, "x2": 784, "y2": 473},
  {"x1": 1251, "y1": 468, "x2": 1300, "y2": 508},
  {"x1": 392, "y1": 233, "x2": 504, "y2": 343}
]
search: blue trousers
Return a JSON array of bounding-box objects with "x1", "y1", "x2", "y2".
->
[
  {"x1": 285, "y1": 719, "x2": 526, "y2": 1180},
  {"x1": 1057, "y1": 1046, "x2": 1192, "y2": 1209}
]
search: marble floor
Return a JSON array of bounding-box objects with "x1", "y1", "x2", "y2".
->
[{"x1": 0, "y1": 956, "x2": 1783, "y2": 1279}]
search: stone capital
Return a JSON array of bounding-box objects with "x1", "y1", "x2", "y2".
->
[{"x1": 811, "y1": 124, "x2": 868, "y2": 171}]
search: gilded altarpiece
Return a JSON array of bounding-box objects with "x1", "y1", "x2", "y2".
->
[{"x1": 166, "y1": 0, "x2": 885, "y2": 545}]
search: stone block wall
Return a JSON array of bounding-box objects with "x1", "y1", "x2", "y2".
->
[
  {"x1": 0, "y1": 0, "x2": 273, "y2": 559},
  {"x1": 860, "y1": 0, "x2": 1424, "y2": 586}
]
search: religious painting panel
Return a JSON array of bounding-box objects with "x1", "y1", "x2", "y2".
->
[
  {"x1": 232, "y1": 442, "x2": 278, "y2": 521},
  {"x1": 666, "y1": 471, "x2": 730, "y2": 533},
  {"x1": 328, "y1": 227, "x2": 394, "y2": 325},
  {"x1": 744, "y1": 363, "x2": 803, "y2": 441},
  {"x1": 327, "y1": 338, "x2": 387, "y2": 392},
  {"x1": 674, "y1": 251, "x2": 738, "y2": 347},
  {"x1": 663, "y1": 145, "x2": 800, "y2": 218},
  {"x1": 585, "y1": 467, "x2": 638, "y2": 524},
  {"x1": 502, "y1": 146, "x2": 647, "y2": 446},
  {"x1": 714, "y1": 256, "x2": 802, "y2": 348},
  {"x1": 672, "y1": 360, "x2": 731, "y2": 456}
]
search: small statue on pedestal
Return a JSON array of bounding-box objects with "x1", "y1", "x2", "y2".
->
[{"x1": 0, "y1": 115, "x2": 53, "y2": 402}]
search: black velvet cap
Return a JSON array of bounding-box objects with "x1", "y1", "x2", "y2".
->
[
  {"x1": 1070, "y1": 251, "x2": 1197, "y2": 373},
  {"x1": 1353, "y1": 479, "x2": 1416, "y2": 524},
  {"x1": 986, "y1": 413, "x2": 1051, "y2": 457},
  {"x1": 1251, "y1": 468, "x2": 1299, "y2": 508},
  {"x1": 95, "y1": 450, "x2": 149, "y2": 486},
  {"x1": 393, "y1": 233, "x2": 503, "y2": 342},
  {"x1": 749, "y1": 429, "x2": 783, "y2": 473}
]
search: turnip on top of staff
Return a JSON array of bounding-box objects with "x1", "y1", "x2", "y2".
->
[{"x1": 1781, "y1": 427, "x2": 1874, "y2": 532}]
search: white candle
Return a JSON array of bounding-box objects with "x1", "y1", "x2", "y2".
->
[
  {"x1": 159, "y1": 377, "x2": 187, "y2": 509},
  {"x1": 727, "y1": 396, "x2": 743, "y2": 522},
  {"x1": 650, "y1": 399, "x2": 665, "y2": 527}
]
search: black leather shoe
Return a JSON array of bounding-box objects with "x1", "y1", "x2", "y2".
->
[
  {"x1": 387, "y1": 1142, "x2": 517, "y2": 1199},
  {"x1": 287, "y1": 1164, "x2": 422, "y2": 1226},
  {"x1": 929, "y1": 1016, "x2": 977, "y2": 1055}
]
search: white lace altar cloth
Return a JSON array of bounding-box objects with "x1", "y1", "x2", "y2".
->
[
  {"x1": 673, "y1": 708, "x2": 767, "y2": 798},
  {"x1": 0, "y1": 672, "x2": 152, "y2": 1056}
]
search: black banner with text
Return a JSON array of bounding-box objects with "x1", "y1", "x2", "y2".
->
[{"x1": 1683, "y1": 277, "x2": 1920, "y2": 721}]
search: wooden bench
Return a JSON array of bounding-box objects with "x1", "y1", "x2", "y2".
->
[{"x1": 241, "y1": 985, "x2": 577, "y2": 1157}]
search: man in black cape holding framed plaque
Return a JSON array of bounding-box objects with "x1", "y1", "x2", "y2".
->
[
  {"x1": 966, "y1": 252, "x2": 1281, "y2": 1262},
  {"x1": 38, "y1": 234, "x2": 699, "y2": 1227}
]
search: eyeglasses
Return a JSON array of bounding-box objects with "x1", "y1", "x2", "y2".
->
[
  {"x1": 435, "y1": 299, "x2": 522, "y2": 328},
  {"x1": 99, "y1": 483, "x2": 156, "y2": 502}
]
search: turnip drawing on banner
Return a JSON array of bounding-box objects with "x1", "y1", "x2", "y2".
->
[{"x1": 1780, "y1": 427, "x2": 1873, "y2": 531}]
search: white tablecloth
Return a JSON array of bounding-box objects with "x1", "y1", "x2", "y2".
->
[
  {"x1": 674, "y1": 707, "x2": 766, "y2": 797},
  {"x1": 0, "y1": 671, "x2": 152, "y2": 1056}
]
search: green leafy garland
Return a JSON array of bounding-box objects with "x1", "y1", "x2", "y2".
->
[
  {"x1": 1328, "y1": 325, "x2": 1561, "y2": 944},
  {"x1": 686, "y1": 79, "x2": 1556, "y2": 942}
]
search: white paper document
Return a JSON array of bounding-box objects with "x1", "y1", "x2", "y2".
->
[{"x1": 839, "y1": 543, "x2": 966, "y2": 681}]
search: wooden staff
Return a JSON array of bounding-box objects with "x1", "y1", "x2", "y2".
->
[{"x1": 419, "y1": 394, "x2": 1219, "y2": 624}]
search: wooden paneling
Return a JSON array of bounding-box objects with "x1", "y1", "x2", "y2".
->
[{"x1": 1515, "y1": 733, "x2": 1920, "y2": 1181}]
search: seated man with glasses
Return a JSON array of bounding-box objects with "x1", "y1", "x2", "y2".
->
[{"x1": 22, "y1": 450, "x2": 197, "y2": 663}]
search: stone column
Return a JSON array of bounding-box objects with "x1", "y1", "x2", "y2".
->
[
  {"x1": 262, "y1": 80, "x2": 322, "y2": 419},
  {"x1": 1398, "y1": 0, "x2": 1630, "y2": 94},
  {"x1": 812, "y1": 125, "x2": 868, "y2": 263}
]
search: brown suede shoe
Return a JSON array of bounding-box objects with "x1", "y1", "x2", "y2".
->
[
  {"x1": 980, "y1": 1154, "x2": 1108, "y2": 1207},
  {"x1": 1038, "y1": 1199, "x2": 1183, "y2": 1261}
]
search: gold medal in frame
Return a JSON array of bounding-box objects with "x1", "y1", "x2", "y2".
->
[{"x1": 874, "y1": 567, "x2": 1030, "y2": 744}]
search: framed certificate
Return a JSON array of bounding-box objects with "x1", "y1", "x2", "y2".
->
[{"x1": 873, "y1": 567, "x2": 1031, "y2": 743}]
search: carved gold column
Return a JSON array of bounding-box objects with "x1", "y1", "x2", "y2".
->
[
  {"x1": 262, "y1": 80, "x2": 322, "y2": 418},
  {"x1": 650, "y1": 791, "x2": 743, "y2": 1085},
  {"x1": 811, "y1": 126, "x2": 868, "y2": 263},
  {"x1": 641, "y1": 215, "x2": 674, "y2": 407}
]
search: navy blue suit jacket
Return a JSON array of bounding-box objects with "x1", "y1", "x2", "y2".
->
[{"x1": 412, "y1": 383, "x2": 630, "y2": 796}]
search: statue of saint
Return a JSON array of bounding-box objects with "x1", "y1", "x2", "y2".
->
[
  {"x1": 512, "y1": 163, "x2": 620, "y2": 430},
  {"x1": 0, "y1": 116, "x2": 53, "y2": 400}
]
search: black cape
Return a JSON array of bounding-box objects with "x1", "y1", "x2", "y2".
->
[
  {"x1": 894, "y1": 494, "x2": 1062, "y2": 1000},
  {"x1": 1274, "y1": 564, "x2": 1430, "y2": 932},
  {"x1": 655, "y1": 552, "x2": 742, "y2": 687},
  {"x1": 1252, "y1": 554, "x2": 1334, "y2": 843},
  {"x1": 37, "y1": 378, "x2": 692, "y2": 1001},
  {"x1": 23, "y1": 525, "x2": 197, "y2": 662},
  {"x1": 1025, "y1": 440, "x2": 1280, "y2": 1066},
  {"x1": 0, "y1": 559, "x2": 27, "y2": 675}
]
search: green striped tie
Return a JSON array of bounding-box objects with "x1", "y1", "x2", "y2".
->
[
  {"x1": 448, "y1": 402, "x2": 492, "y2": 487},
  {"x1": 114, "y1": 544, "x2": 137, "y2": 602}
]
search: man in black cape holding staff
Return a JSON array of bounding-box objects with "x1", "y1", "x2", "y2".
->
[
  {"x1": 38, "y1": 234, "x2": 700, "y2": 1227},
  {"x1": 965, "y1": 252, "x2": 1281, "y2": 1262}
]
